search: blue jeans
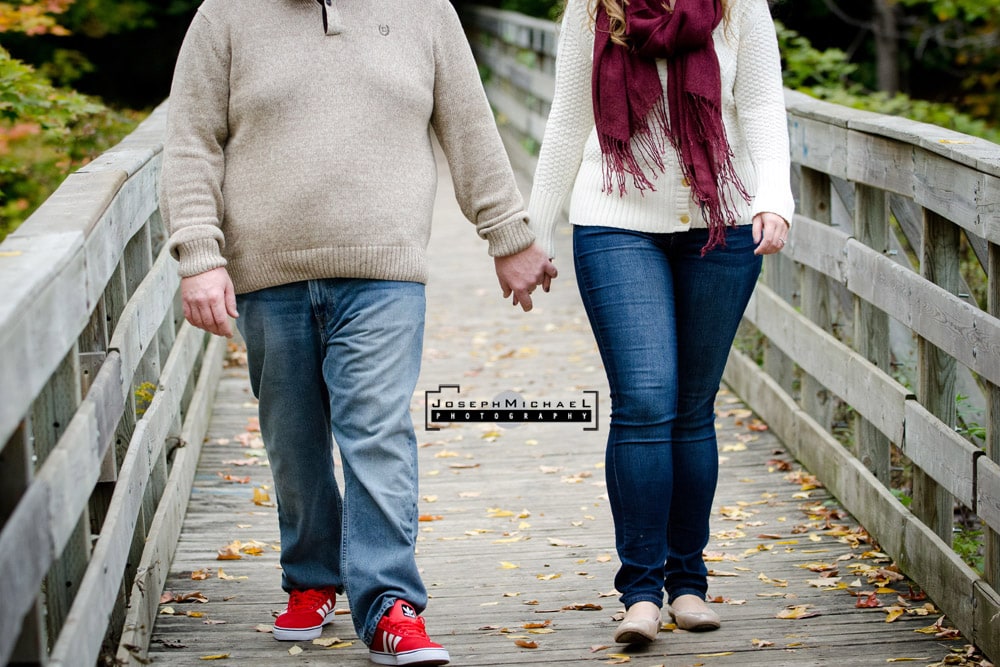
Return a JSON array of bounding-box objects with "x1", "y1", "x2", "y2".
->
[
  {"x1": 573, "y1": 225, "x2": 761, "y2": 609},
  {"x1": 236, "y1": 279, "x2": 427, "y2": 645}
]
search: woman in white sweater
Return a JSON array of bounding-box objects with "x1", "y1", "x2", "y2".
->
[{"x1": 528, "y1": 0, "x2": 795, "y2": 644}]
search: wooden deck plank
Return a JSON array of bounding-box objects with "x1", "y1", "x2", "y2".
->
[{"x1": 147, "y1": 158, "x2": 972, "y2": 666}]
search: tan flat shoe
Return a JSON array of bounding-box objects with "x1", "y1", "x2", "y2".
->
[
  {"x1": 668, "y1": 594, "x2": 720, "y2": 631},
  {"x1": 614, "y1": 601, "x2": 660, "y2": 644}
]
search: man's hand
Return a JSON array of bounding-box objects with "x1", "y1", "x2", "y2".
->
[
  {"x1": 181, "y1": 267, "x2": 239, "y2": 337},
  {"x1": 494, "y1": 243, "x2": 558, "y2": 312}
]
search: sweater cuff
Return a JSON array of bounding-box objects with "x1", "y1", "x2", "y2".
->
[
  {"x1": 485, "y1": 217, "x2": 536, "y2": 257},
  {"x1": 527, "y1": 190, "x2": 566, "y2": 259},
  {"x1": 751, "y1": 163, "x2": 796, "y2": 226},
  {"x1": 170, "y1": 235, "x2": 228, "y2": 277}
]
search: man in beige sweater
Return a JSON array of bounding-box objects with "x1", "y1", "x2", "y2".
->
[{"x1": 161, "y1": 1, "x2": 556, "y2": 664}]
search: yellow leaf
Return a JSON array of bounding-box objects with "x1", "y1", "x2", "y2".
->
[
  {"x1": 696, "y1": 652, "x2": 734, "y2": 657},
  {"x1": 252, "y1": 487, "x2": 272, "y2": 506},
  {"x1": 500, "y1": 562, "x2": 520, "y2": 569},
  {"x1": 199, "y1": 654, "x2": 231, "y2": 661},
  {"x1": 886, "y1": 659, "x2": 930, "y2": 662},
  {"x1": 487, "y1": 508, "x2": 515, "y2": 518},
  {"x1": 884, "y1": 606, "x2": 906, "y2": 623},
  {"x1": 536, "y1": 573, "x2": 562, "y2": 581},
  {"x1": 288, "y1": 645, "x2": 303, "y2": 655},
  {"x1": 776, "y1": 605, "x2": 820, "y2": 620}
]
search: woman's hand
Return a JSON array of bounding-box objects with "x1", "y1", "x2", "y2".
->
[{"x1": 752, "y1": 212, "x2": 789, "y2": 256}]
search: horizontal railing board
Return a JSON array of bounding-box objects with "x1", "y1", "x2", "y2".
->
[
  {"x1": 0, "y1": 352, "x2": 124, "y2": 665},
  {"x1": 786, "y1": 112, "x2": 852, "y2": 179},
  {"x1": 465, "y1": 5, "x2": 559, "y2": 57},
  {"x1": 902, "y1": 401, "x2": 981, "y2": 513},
  {"x1": 472, "y1": 42, "x2": 555, "y2": 104},
  {"x1": 0, "y1": 231, "x2": 88, "y2": 450},
  {"x1": 49, "y1": 323, "x2": 207, "y2": 667},
  {"x1": 784, "y1": 89, "x2": 1000, "y2": 177},
  {"x1": 115, "y1": 334, "x2": 226, "y2": 666},
  {"x1": 785, "y1": 214, "x2": 850, "y2": 283},
  {"x1": 82, "y1": 156, "x2": 162, "y2": 309},
  {"x1": 744, "y1": 284, "x2": 910, "y2": 445},
  {"x1": 844, "y1": 240, "x2": 1000, "y2": 386},
  {"x1": 483, "y1": 80, "x2": 549, "y2": 146}
]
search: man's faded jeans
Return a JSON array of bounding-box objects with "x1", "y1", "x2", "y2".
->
[{"x1": 237, "y1": 278, "x2": 426, "y2": 645}]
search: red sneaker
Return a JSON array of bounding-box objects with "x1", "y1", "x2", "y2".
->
[
  {"x1": 272, "y1": 587, "x2": 337, "y2": 641},
  {"x1": 369, "y1": 600, "x2": 450, "y2": 666}
]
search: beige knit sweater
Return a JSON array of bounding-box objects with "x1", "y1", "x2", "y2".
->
[
  {"x1": 161, "y1": 0, "x2": 534, "y2": 293},
  {"x1": 528, "y1": 0, "x2": 795, "y2": 259}
]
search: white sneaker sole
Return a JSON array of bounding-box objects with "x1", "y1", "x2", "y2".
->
[
  {"x1": 369, "y1": 647, "x2": 451, "y2": 666},
  {"x1": 272, "y1": 615, "x2": 334, "y2": 641}
]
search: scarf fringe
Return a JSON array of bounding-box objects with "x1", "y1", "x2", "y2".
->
[
  {"x1": 600, "y1": 98, "x2": 670, "y2": 196},
  {"x1": 674, "y1": 93, "x2": 750, "y2": 255}
]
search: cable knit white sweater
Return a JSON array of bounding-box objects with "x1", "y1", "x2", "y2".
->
[{"x1": 527, "y1": 0, "x2": 795, "y2": 259}]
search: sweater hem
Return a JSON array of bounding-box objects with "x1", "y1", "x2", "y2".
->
[{"x1": 226, "y1": 247, "x2": 429, "y2": 294}]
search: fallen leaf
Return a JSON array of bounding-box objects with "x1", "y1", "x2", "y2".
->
[
  {"x1": 514, "y1": 640, "x2": 538, "y2": 649},
  {"x1": 500, "y1": 562, "x2": 520, "y2": 569},
  {"x1": 252, "y1": 487, "x2": 273, "y2": 506},
  {"x1": 776, "y1": 605, "x2": 820, "y2": 620},
  {"x1": 751, "y1": 638, "x2": 774, "y2": 649},
  {"x1": 886, "y1": 659, "x2": 929, "y2": 663},
  {"x1": 288, "y1": 645, "x2": 303, "y2": 655},
  {"x1": 562, "y1": 603, "x2": 603, "y2": 611},
  {"x1": 884, "y1": 606, "x2": 906, "y2": 623},
  {"x1": 191, "y1": 568, "x2": 212, "y2": 580},
  {"x1": 198, "y1": 654, "x2": 230, "y2": 661},
  {"x1": 856, "y1": 591, "x2": 882, "y2": 608}
]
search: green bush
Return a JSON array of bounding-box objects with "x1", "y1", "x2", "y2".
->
[{"x1": 0, "y1": 47, "x2": 140, "y2": 242}]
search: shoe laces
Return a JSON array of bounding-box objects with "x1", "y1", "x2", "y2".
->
[
  {"x1": 388, "y1": 613, "x2": 428, "y2": 638},
  {"x1": 287, "y1": 588, "x2": 331, "y2": 612}
]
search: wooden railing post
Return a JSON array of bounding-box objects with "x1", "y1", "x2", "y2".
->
[
  {"x1": 987, "y1": 242, "x2": 1000, "y2": 590},
  {"x1": 853, "y1": 184, "x2": 891, "y2": 483},
  {"x1": 799, "y1": 167, "x2": 834, "y2": 430},
  {"x1": 0, "y1": 423, "x2": 47, "y2": 664},
  {"x1": 913, "y1": 209, "x2": 959, "y2": 543}
]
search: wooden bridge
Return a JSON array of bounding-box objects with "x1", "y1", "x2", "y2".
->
[{"x1": 1, "y1": 6, "x2": 998, "y2": 666}]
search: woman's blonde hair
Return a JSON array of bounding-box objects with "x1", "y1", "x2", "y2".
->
[{"x1": 587, "y1": 0, "x2": 730, "y2": 46}]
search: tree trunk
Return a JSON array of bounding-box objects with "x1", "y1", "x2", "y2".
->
[{"x1": 873, "y1": 0, "x2": 901, "y2": 93}]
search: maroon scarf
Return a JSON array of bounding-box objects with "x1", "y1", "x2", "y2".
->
[{"x1": 593, "y1": 0, "x2": 748, "y2": 252}]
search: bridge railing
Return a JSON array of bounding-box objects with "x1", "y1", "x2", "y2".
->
[
  {"x1": 0, "y1": 103, "x2": 227, "y2": 666},
  {"x1": 464, "y1": 5, "x2": 1000, "y2": 659}
]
